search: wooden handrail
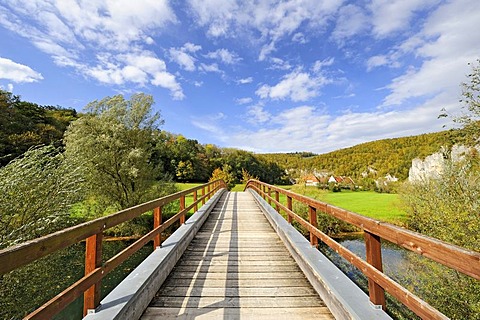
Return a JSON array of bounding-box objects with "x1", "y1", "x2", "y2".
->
[
  {"x1": 0, "y1": 179, "x2": 227, "y2": 319},
  {"x1": 245, "y1": 179, "x2": 480, "y2": 320}
]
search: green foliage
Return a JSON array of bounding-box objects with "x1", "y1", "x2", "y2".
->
[
  {"x1": 0, "y1": 145, "x2": 84, "y2": 248},
  {"x1": 400, "y1": 156, "x2": 480, "y2": 319},
  {"x1": 64, "y1": 93, "x2": 164, "y2": 210},
  {"x1": 209, "y1": 164, "x2": 236, "y2": 190},
  {"x1": 241, "y1": 168, "x2": 258, "y2": 183},
  {"x1": 455, "y1": 59, "x2": 480, "y2": 144},
  {"x1": 259, "y1": 130, "x2": 463, "y2": 181},
  {"x1": 0, "y1": 90, "x2": 78, "y2": 166}
]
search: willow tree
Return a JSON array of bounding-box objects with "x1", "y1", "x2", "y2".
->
[
  {"x1": 64, "y1": 93, "x2": 163, "y2": 210},
  {"x1": 0, "y1": 145, "x2": 84, "y2": 248}
]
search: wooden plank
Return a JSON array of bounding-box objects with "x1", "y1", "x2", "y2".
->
[
  {"x1": 142, "y1": 307, "x2": 334, "y2": 320},
  {"x1": 172, "y1": 265, "x2": 302, "y2": 273},
  {"x1": 149, "y1": 296, "x2": 326, "y2": 308},
  {"x1": 161, "y1": 278, "x2": 314, "y2": 288},
  {"x1": 177, "y1": 259, "x2": 296, "y2": 266},
  {"x1": 168, "y1": 271, "x2": 307, "y2": 280},
  {"x1": 157, "y1": 286, "x2": 318, "y2": 297}
]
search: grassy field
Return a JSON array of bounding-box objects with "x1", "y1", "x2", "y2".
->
[
  {"x1": 176, "y1": 183, "x2": 407, "y2": 225},
  {"x1": 321, "y1": 191, "x2": 406, "y2": 224},
  {"x1": 277, "y1": 185, "x2": 407, "y2": 225}
]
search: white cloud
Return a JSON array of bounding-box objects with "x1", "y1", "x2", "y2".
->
[
  {"x1": 369, "y1": 0, "x2": 440, "y2": 38},
  {"x1": 331, "y1": 4, "x2": 369, "y2": 44},
  {"x1": 225, "y1": 93, "x2": 451, "y2": 153},
  {"x1": 247, "y1": 105, "x2": 271, "y2": 124},
  {"x1": 169, "y1": 47, "x2": 197, "y2": 72},
  {"x1": 312, "y1": 58, "x2": 335, "y2": 73},
  {"x1": 236, "y1": 97, "x2": 253, "y2": 105},
  {"x1": 237, "y1": 77, "x2": 253, "y2": 84},
  {"x1": 200, "y1": 63, "x2": 222, "y2": 73},
  {"x1": 0, "y1": 1, "x2": 183, "y2": 98},
  {"x1": 206, "y1": 48, "x2": 241, "y2": 64},
  {"x1": 0, "y1": 57, "x2": 43, "y2": 83},
  {"x1": 187, "y1": 0, "x2": 343, "y2": 60},
  {"x1": 83, "y1": 51, "x2": 184, "y2": 99},
  {"x1": 256, "y1": 69, "x2": 330, "y2": 102},
  {"x1": 292, "y1": 32, "x2": 307, "y2": 44},
  {"x1": 269, "y1": 57, "x2": 292, "y2": 71},
  {"x1": 381, "y1": 0, "x2": 480, "y2": 107},
  {"x1": 366, "y1": 55, "x2": 389, "y2": 70},
  {"x1": 184, "y1": 42, "x2": 202, "y2": 53},
  {"x1": 191, "y1": 112, "x2": 227, "y2": 138}
]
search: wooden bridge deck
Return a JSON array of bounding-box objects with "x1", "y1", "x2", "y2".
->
[{"x1": 141, "y1": 191, "x2": 334, "y2": 319}]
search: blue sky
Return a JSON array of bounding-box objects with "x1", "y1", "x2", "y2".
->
[{"x1": 1, "y1": 0, "x2": 479, "y2": 154}]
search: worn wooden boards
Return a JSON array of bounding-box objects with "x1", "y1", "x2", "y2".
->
[{"x1": 141, "y1": 192, "x2": 333, "y2": 319}]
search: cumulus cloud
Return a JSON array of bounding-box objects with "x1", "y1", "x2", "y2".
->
[
  {"x1": 331, "y1": 4, "x2": 369, "y2": 44},
  {"x1": 256, "y1": 69, "x2": 330, "y2": 102},
  {"x1": 0, "y1": 1, "x2": 183, "y2": 99},
  {"x1": 0, "y1": 57, "x2": 43, "y2": 83},
  {"x1": 235, "y1": 97, "x2": 253, "y2": 105},
  {"x1": 206, "y1": 48, "x2": 241, "y2": 64},
  {"x1": 169, "y1": 43, "x2": 201, "y2": 72},
  {"x1": 237, "y1": 77, "x2": 253, "y2": 84},
  {"x1": 246, "y1": 105, "x2": 271, "y2": 124}
]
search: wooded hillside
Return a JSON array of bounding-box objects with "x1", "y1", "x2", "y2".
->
[{"x1": 258, "y1": 129, "x2": 465, "y2": 181}]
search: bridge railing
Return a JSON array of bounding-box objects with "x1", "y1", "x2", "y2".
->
[
  {"x1": 245, "y1": 179, "x2": 480, "y2": 320},
  {"x1": 0, "y1": 179, "x2": 226, "y2": 319}
]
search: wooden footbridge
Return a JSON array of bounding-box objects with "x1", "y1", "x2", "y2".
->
[{"x1": 1, "y1": 180, "x2": 479, "y2": 319}]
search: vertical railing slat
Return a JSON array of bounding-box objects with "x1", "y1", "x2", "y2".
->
[
  {"x1": 287, "y1": 196, "x2": 293, "y2": 223},
  {"x1": 180, "y1": 195, "x2": 186, "y2": 224},
  {"x1": 153, "y1": 206, "x2": 162, "y2": 249},
  {"x1": 193, "y1": 190, "x2": 198, "y2": 212},
  {"x1": 365, "y1": 231, "x2": 386, "y2": 310},
  {"x1": 308, "y1": 206, "x2": 318, "y2": 247},
  {"x1": 83, "y1": 233, "x2": 103, "y2": 316}
]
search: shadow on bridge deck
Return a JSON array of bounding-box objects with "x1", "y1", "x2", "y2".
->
[{"x1": 141, "y1": 192, "x2": 333, "y2": 320}]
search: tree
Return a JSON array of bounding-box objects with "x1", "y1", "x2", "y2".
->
[
  {"x1": 209, "y1": 164, "x2": 235, "y2": 190},
  {"x1": 0, "y1": 145, "x2": 84, "y2": 248},
  {"x1": 64, "y1": 93, "x2": 163, "y2": 210},
  {"x1": 455, "y1": 59, "x2": 480, "y2": 143}
]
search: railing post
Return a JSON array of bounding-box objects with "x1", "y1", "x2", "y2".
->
[
  {"x1": 287, "y1": 196, "x2": 293, "y2": 223},
  {"x1": 180, "y1": 195, "x2": 186, "y2": 224},
  {"x1": 193, "y1": 190, "x2": 198, "y2": 212},
  {"x1": 207, "y1": 184, "x2": 211, "y2": 200},
  {"x1": 202, "y1": 186, "x2": 205, "y2": 205},
  {"x1": 365, "y1": 231, "x2": 386, "y2": 310},
  {"x1": 308, "y1": 206, "x2": 318, "y2": 247},
  {"x1": 267, "y1": 187, "x2": 271, "y2": 205},
  {"x1": 261, "y1": 185, "x2": 266, "y2": 199},
  {"x1": 275, "y1": 190, "x2": 280, "y2": 212},
  {"x1": 83, "y1": 233, "x2": 103, "y2": 316},
  {"x1": 153, "y1": 206, "x2": 162, "y2": 249}
]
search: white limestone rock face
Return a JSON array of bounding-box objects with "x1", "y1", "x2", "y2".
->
[
  {"x1": 409, "y1": 152, "x2": 445, "y2": 182},
  {"x1": 408, "y1": 145, "x2": 479, "y2": 182}
]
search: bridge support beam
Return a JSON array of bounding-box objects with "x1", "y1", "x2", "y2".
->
[{"x1": 365, "y1": 231, "x2": 386, "y2": 310}]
